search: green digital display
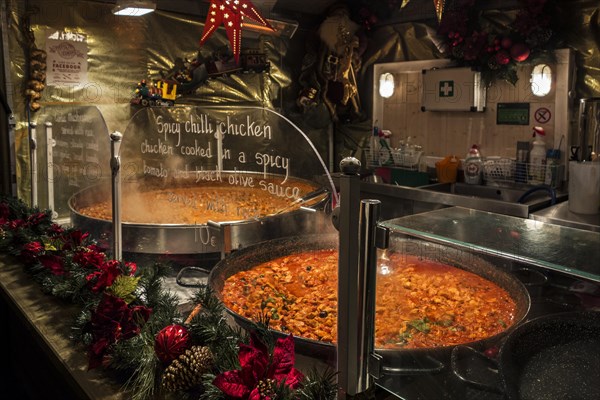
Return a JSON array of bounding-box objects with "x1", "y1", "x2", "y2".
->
[{"x1": 497, "y1": 103, "x2": 530, "y2": 125}]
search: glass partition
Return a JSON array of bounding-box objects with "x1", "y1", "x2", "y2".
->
[
  {"x1": 371, "y1": 206, "x2": 600, "y2": 399},
  {"x1": 119, "y1": 105, "x2": 336, "y2": 197},
  {"x1": 380, "y1": 207, "x2": 600, "y2": 282},
  {"x1": 32, "y1": 106, "x2": 110, "y2": 221},
  {"x1": 68, "y1": 105, "x2": 337, "y2": 255}
]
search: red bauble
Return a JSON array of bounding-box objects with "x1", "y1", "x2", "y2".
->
[
  {"x1": 510, "y1": 43, "x2": 531, "y2": 62},
  {"x1": 154, "y1": 324, "x2": 191, "y2": 364},
  {"x1": 495, "y1": 50, "x2": 511, "y2": 66},
  {"x1": 500, "y1": 37, "x2": 513, "y2": 49}
]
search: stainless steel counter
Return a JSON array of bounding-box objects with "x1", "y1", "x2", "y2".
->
[{"x1": 531, "y1": 201, "x2": 600, "y2": 232}]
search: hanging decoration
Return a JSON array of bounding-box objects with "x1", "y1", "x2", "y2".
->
[
  {"x1": 437, "y1": 0, "x2": 563, "y2": 85},
  {"x1": 198, "y1": 0, "x2": 274, "y2": 64},
  {"x1": 19, "y1": 8, "x2": 47, "y2": 112},
  {"x1": 434, "y1": 0, "x2": 446, "y2": 22}
]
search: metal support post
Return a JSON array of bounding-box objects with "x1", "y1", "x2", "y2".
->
[
  {"x1": 338, "y1": 156, "x2": 382, "y2": 398},
  {"x1": 29, "y1": 122, "x2": 38, "y2": 207},
  {"x1": 44, "y1": 122, "x2": 58, "y2": 219},
  {"x1": 356, "y1": 198, "x2": 381, "y2": 391},
  {"x1": 110, "y1": 131, "x2": 123, "y2": 261},
  {"x1": 1, "y1": 1, "x2": 17, "y2": 196},
  {"x1": 7, "y1": 114, "x2": 16, "y2": 196}
]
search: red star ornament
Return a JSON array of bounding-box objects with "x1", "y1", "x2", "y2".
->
[{"x1": 199, "y1": 0, "x2": 274, "y2": 64}]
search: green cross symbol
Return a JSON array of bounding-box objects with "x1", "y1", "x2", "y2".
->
[{"x1": 439, "y1": 80, "x2": 454, "y2": 97}]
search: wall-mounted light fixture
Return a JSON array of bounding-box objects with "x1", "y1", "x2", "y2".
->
[
  {"x1": 112, "y1": 0, "x2": 156, "y2": 16},
  {"x1": 379, "y1": 72, "x2": 395, "y2": 98},
  {"x1": 530, "y1": 64, "x2": 552, "y2": 97}
]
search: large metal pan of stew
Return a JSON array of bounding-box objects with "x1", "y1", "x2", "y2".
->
[
  {"x1": 208, "y1": 233, "x2": 530, "y2": 369},
  {"x1": 68, "y1": 172, "x2": 329, "y2": 255}
]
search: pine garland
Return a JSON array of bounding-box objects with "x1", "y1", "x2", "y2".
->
[
  {"x1": 187, "y1": 285, "x2": 247, "y2": 372},
  {"x1": 296, "y1": 367, "x2": 339, "y2": 400},
  {"x1": 1, "y1": 195, "x2": 338, "y2": 400}
]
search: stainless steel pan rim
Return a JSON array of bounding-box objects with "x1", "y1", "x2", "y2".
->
[{"x1": 68, "y1": 173, "x2": 329, "y2": 254}]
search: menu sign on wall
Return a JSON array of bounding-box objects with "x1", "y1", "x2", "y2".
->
[{"x1": 45, "y1": 30, "x2": 88, "y2": 86}]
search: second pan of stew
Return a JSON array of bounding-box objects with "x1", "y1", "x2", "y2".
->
[{"x1": 208, "y1": 233, "x2": 530, "y2": 369}]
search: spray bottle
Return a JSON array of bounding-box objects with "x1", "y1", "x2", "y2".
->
[{"x1": 529, "y1": 126, "x2": 547, "y2": 184}]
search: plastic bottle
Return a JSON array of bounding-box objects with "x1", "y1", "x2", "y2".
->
[
  {"x1": 378, "y1": 129, "x2": 393, "y2": 165},
  {"x1": 544, "y1": 148, "x2": 560, "y2": 186},
  {"x1": 370, "y1": 122, "x2": 380, "y2": 165},
  {"x1": 464, "y1": 144, "x2": 483, "y2": 184},
  {"x1": 529, "y1": 126, "x2": 547, "y2": 184},
  {"x1": 515, "y1": 141, "x2": 529, "y2": 183}
]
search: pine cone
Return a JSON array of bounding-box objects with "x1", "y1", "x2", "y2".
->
[{"x1": 161, "y1": 346, "x2": 213, "y2": 392}]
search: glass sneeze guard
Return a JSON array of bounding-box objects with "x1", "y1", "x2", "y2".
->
[{"x1": 380, "y1": 207, "x2": 600, "y2": 283}]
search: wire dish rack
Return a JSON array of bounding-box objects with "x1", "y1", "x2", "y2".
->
[
  {"x1": 367, "y1": 147, "x2": 422, "y2": 170},
  {"x1": 483, "y1": 158, "x2": 563, "y2": 188}
]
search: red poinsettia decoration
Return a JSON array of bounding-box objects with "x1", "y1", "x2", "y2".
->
[
  {"x1": 199, "y1": 0, "x2": 274, "y2": 64},
  {"x1": 87, "y1": 293, "x2": 152, "y2": 369},
  {"x1": 20, "y1": 241, "x2": 44, "y2": 264},
  {"x1": 213, "y1": 333, "x2": 304, "y2": 399},
  {"x1": 73, "y1": 245, "x2": 106, "y2": 269},
  {"x1": 57, "y1": 229, "x2": 90, "y2": 251},
  {"x1": 38, "y1": 254, "x2": 66, "y2": 276},
  {"x1": 26, "y1": 211, "x2": 50, "y2": 227},
  {"x1": 86, "y1": 259, "x2": 137, "y2": 293}
]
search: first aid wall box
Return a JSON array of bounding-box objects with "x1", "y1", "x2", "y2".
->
[{"x1": 421, "y1": 67, "x2": 486, "y2": 112}]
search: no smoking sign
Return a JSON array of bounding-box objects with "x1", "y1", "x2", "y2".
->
[{"x1": 534, "y1": 107, "x2": 552, "y2": 124}]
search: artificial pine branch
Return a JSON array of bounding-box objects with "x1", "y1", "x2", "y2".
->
[
  {"x1": 296, "y1": 367, "x2": 338, "y2": 400},
  {"x1": 188, "y1": 285, "x2": 247, "y2": 371},
  {"x1": 198, "y1": 373, "x2": 227, "y2": 400},
  {"x1": 49, "y1": 266, "x2": 95, "y2": 304},
  {"x1": 70, "y1": 308, "x2": 93, "y2": 344},
  {"x1": 138, "y1": 262, "x2": 173, "y2": 305},
  {"x1": 117, "y1": 334, "x2": 161, "y2": 400}
]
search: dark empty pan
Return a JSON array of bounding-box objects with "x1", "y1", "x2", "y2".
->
[
  {"x1": 500, "y1": 311, "x2": 600, "y2": 400},
  {"x1": 453, "y1": 311, "x2": 600, "y2": 400}
]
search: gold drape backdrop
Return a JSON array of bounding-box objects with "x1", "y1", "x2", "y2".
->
[{"x1": 6, "y1": 0, "x2": 600, "y2": 202}]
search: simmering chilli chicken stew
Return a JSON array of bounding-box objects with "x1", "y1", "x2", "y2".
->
[
  {"x1": 221, "y1": 249, "x2": 517, "y2": 349},
  {"x1": 75, "y1": 182, "x2": 317, "y2": 224}
]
